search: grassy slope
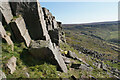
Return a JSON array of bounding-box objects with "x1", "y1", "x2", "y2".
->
[
  {"x1": 62, "y1": 21, "x2": 120, "y2": 70},
  {"x1": 1, "y1": 42, "x2": 112, "y2": 78},
  {"x1": 1, "y1": 20, "x2": 119, "y2": 78}
]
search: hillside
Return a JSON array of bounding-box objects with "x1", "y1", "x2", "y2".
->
[
  {"x1": 62, "y1": 21, "x2": 120, "y2": 78},
  {"x1": 63, "y1": 21, "x2": 119, "y2": 45},
  {"x1": 0, "y1": 1, "x2": 120, "y2": 79}
]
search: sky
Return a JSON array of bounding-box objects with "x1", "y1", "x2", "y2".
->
[{"x1": 40, "y1": 2, "x2": 118, "y2": 24}]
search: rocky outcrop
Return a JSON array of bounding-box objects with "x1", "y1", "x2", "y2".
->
[
  {"x1": 0, "y1": 22, "x2": 14, "y2": 50},
  {"x1": 10, "y1": 16, "x2": 31, "y2": 47},
  {"x1": 10, "y1": 0, "x2": 50, "y2": 41},
  {"x1": 29, "y1": 40, "x2": 68, "y2": 73},
  {"x1": 1, "y1": 0, "x2": 68, "y2": 73},
  {"x1": 42, "y1": 7, "x2": 66, "y2": 45},
  {"x1": 6, "y1": 56, "x2": 17, "y2": 74},
  {"x1": 0, "y1": 2, "x2": 13, "y2": 24}
]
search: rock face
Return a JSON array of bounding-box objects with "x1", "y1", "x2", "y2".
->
[
  {"x1": 1, "y1": 0, "x2": 68, "y2": 73},
  {"x1": 0, "y1": 2, "x2": 13, "y2": 24},
  {"x1": 29, "y1": 40, "x2": 68, "y2": 73},
  {"x1": 42, "y1": 7, "x2": 66, "y2": 45},
  {"x1": 0, "y1": 22, "x2": 14, "y2": 50},
  {"x1": 48, "y1": 29, "x2": 60, "y2": 46},
  {"x1": 0, "y1": 70, "x2": 6, "y2": 80},
  {"x1": 6, "y1": 56, "x2": 17, "y2": 74},
  {"x1": 10, "y1": 16, "x2": 31, "y2": 47},
  {"x1": 10, "y1": 0, "x2": 50, "y2": 41}
]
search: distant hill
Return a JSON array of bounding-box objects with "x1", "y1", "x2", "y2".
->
[
  {"x1": 62, "y1": 21, "x2": 120, "y2": 62},
  {"x1": 63, "y1": 21, "x2": 119, "y2": 44}
]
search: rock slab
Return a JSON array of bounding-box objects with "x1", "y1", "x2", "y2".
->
[
  {"x1": 0, "y1": 2, "x2": 13, "y2": 24},
  {"x1": 29, "y1": 40, "x2": 68, "y2": 73},
  {"x1": 10, "y1": 16, "x2": 31, "y2": 47}
]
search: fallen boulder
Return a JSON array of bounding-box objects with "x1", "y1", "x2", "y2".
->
[
  {"x1": 71, "y1": 63, "x2": 93, "y2": 71},
  {"x1": 29, "y1": 40, "x2": 68, "y2": 73},
  {"x1": 66, "y1": 50, "x2": 78, "y2": 59},
  {"x1": 62, "y1": 56, "x2": 71, "y2": 64},
  {"x1": 6, "y1": 56, "x2": 17, "y2": 74}
]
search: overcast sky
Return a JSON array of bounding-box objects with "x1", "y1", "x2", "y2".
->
[{"x1": 40, "y1": 2, "x2": 118, "y2": 24}]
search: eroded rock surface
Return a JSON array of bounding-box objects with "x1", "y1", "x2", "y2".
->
[
  {"x1": 0, "y1": 2, "x2": 13, "y2": 24},
  {"x1": 0, "y1": 22, "x2": 14, "y2": 50},
  {"x1": 29, "y1": 40, "x2": 68, "y2": 73},
  {"x1": 6, "y1": 56, "x2": 17, "y2": 74},
  {"x1": 10, "y1": 0, "x2": 50, "y2": 41},
  {"x1": 10, "y1": 16, "x2": 31, "y2": 47}
]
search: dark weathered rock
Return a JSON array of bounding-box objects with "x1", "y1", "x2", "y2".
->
[
  {"x1": 79, "y1": 64, "x2": 93, "y2": 71},
  {"x1": 0, "y1": 22, "x2": 14, "y2": 50},
  {"x1": 42, "y1": 7, "x2": 66, "y2": 45},
  {"x1": 42, "y1": 7, "x2": 54, "y2": 31},
  {"x1": 29, "y1": 40, "x2": 68, "y2": 73},
  {"x1": 71, "y1": 63, "x2": 93, "y2": 71},
  {"x1": 48, "y1": 29, "x2": 60, "y2": 46},
  {"x1": 0, "y1": 70, "x2": 6, "y2": 80},
  {"x1": 66, "y1": 50, "x2": 78, "y2": 59},
  {"x1": 10, "y1": 1, "x2": 50, "y2": 41},
  {"x1": 71, "y1": 64, "x2": 81, "y2": 69},
  {"x1": 0, "y1": 2, "x2": 13, "y2": 24},
  {"x1": 10, "y1": 16, "x2": 31, "y2": 47},
  {"x1": 6, "y1": 56, "x2": 17, "y2": 74}
]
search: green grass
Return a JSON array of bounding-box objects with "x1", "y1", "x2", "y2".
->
[{"x1": 1, "y1": 43, "x2": 60, "y2": 78}]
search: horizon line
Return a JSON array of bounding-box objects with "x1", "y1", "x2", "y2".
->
[{"x1": 62, "y1": 20, "x2": 118, "y2": 25}]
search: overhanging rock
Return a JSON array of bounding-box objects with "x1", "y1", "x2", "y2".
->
[
  {"x1": 10, "y1": 16, "x2": 31, "y2": 47},
  {"x1": 29, "y1": 40, "x2": 68, "y2": 73}
]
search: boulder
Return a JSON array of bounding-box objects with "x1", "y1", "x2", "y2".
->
[
  {"x1": 0, "y1": 70, "x2": 6, "y2": 80},
  {"x1": 71, "y1": 63, "x2": 93, "y2": 71},
  {"x1": 29, "y1": 40, "x2": 68, "y2": 73},
  {"x1": 71, "y1": 64, "x2": 81, "y2": 69},
  {"x1": 66, "y1": 51, "x2": 78, "y2": 59},
  {"x1": 10, "y1": 0, "x2": 50, "y2": 41},
  {"x1": 0, "y1": 2, "x2": 13, "y2": 24},
  {"x1": 10, "y1": 16, "x2": 31, "y2": 47},
  {"x1": 62, "y1": 56, "x2": 71, "y2": 64},
  {"x1": 6, "y1": 56, "x2": 17, "y2": 74},
  {"x1": 79, "y1": 64, "x2": 93, "y2": 71},
  {"x1": 97, "y1": 63, "x2": 102, "y2": 69},
  {"x1": 24, "y1": 72, "x2": 30, "y2": 78},
  {"x1": 0, "y1": 22, "x2": 14, "y2": 50},
  {"x1": 101, "y1": 63, "x2": 107, "y2": 71}
]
